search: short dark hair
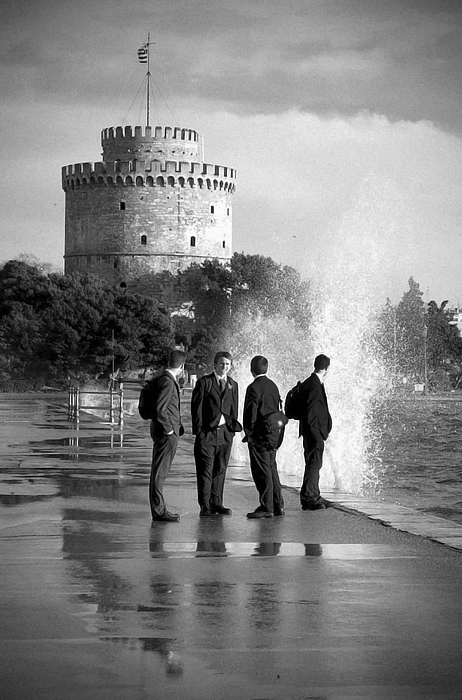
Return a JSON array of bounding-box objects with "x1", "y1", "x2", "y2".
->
[
  {"x1": 250, "y1": 355, "x2": 268, "y2": 375},
  {"x1": 167, "y1": 349, "x2": 186, "y2": 369},
  {"x1": 214, "y1": 351, "x2": 233, "y2": 364},
  {"x1": 314, "y1": 354, "x2": 330, "y2": 371}
]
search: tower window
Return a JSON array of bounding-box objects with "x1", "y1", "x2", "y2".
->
[
  {"x1": 227, "y1": 208, "x2": 230, "y2": 216},
  {"x1": 114, "y1": 260, "x2": 118, "y2": 269},
  {"x1": 120, "y1": 201, "x2": 125, "y2": 211},
  {"x1": 223, "y1": 241, "x2": 226, "y2": 248},
  {"x1": 141, "y1": 235, "x2": 147, "y2": 245},
  {"x1": 190, "y1": 236, "x2": 196, "y2": 247},
  {"x1": 210, "y1": 205, "x2": 215, "y2": 214}
]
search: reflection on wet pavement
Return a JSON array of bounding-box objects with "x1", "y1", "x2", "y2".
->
[{"x1": 2, "y1": 395, "x2": 462, "y2": 699}]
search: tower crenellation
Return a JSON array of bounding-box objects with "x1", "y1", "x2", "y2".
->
[{"x1": 62, "y1": 124, "x2": 236, "y2": 285}]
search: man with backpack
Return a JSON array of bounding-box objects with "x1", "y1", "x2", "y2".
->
[
  {"x1": 243, "y1": 355, "x2": 285, "y2": 519},
  {"x1": 298, "y1": 354, "x2": 333, "y2": 511},
  {"x1": 142, "y1": 349, "x2": 186, "y2": 522},
  {"x1": 191, "y1": 351, "x2": 241, "y2": 517}
]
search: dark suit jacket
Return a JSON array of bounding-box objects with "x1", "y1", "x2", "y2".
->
[
  {"x1": 299, "y1": 373, "x2": 332, "y2": 440},
  {"x1": 149, "y1": 370, "x2": 182, "y2": 439},
  {"x1": 243, "y1": 375, "x2": 281, "y2": 444},
  {"x1": 191, "y1": 373, "x2": 240, "y2": 445}
]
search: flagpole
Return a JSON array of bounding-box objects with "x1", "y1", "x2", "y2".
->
[{"x1": 146, "y1": 33, "x2": 150, "y2": 127}]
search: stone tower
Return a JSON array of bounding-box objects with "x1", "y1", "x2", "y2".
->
[{"x1": 62, "y1": 125, "x2": 236, "y2": 284}]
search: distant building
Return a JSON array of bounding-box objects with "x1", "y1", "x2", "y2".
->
[
  {"x1": 62, "y1": 125, "x2": 236, "y2": 287},
  {"x1": 447, "y1": 307, "x2": 462, "y2": 332}
]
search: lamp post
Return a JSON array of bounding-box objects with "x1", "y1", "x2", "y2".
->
[{"x1": 423, "y1": 325, "x2": 428, "y2": 395}]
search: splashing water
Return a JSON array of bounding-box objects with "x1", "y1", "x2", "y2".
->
[{"x1": 228, "y1": 176, "x2": 399, "y2": 496}]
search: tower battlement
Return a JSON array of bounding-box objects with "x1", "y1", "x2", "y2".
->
[
  {"x1": 102, "y1": 125, "x2": 200, "y2": 142},
  {"x1": 101, "y1": 124, "x2": 205, "y2": 162},
  {"x1": 62, "y1": 160, "x2": 236, "y2": 191}
]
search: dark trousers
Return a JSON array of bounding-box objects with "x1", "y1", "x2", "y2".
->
[
  {"x1": 300, "y1": 432, "x2": 324, "y2": 506},
  {"x1": 194, "y1": 431, "x2": 231, "y2": 508},
  {"x1": 149, "y1": 434, "x2": 178, "y2": 518},
  {"x1": 248, "y1": 442, "x2": 284, "y2": 513}
]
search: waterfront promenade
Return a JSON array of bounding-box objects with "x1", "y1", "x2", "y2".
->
[{"x1": 1, "y1": 393, "x2": 462, "y2": 700}]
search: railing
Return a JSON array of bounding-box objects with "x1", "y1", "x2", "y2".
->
[{"x1": 68, "y1": 384, "x2": 124, "y2": 425}]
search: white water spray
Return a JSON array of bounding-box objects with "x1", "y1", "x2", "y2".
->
[{"x1": 229, "y1": 176, "x2": 401, "y2": 495}]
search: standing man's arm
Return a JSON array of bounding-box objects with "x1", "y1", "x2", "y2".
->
[
  {"x1": 304, "y1": 385, "x2": 323, "y2": 436},
  {"x1": 154, "y1": 376, "x2": 176, "y2": 435},
  {"x1": 243, "y1": 384, "x2": 259, "y2": 439},
  {"x1": 191, "y1": 378, "x2": 205, "y2": 436},
  {"x1": 230, "y1": 380, "x2": 239, "y2": 421}
]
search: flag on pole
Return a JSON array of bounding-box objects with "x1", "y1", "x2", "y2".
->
[{"x1": 138, "y1": 43, "x2": 148, "y2": 63}]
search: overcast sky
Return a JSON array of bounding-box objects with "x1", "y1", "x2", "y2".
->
[{"x1": 1, "y1": 0, "x2": 462, "y2": 303}]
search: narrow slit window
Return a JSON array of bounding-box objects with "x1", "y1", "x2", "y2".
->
[
  {"x1": 210, "y1": 205, "x2": 215, "y2": 214},
  {"x1": 222, "y1": 241, "x2": 226, "y2": 248},
  {"x1": 141, "y1": 235, "x2": 147, "y2": 245},
  {"x1": 120, "y1": 201, "x2": 125, "y2": 211},
  {"x1": 190, "y1": 236, "x2": 196, "y2": 247}
]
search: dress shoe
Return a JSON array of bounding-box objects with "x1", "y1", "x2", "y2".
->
[
  {"x1": 302, "y1": 503, "x2": 326, "y2": 511},
  {"x1": 200, "y1": 507, "x2": 212, "y2": 517},
  {"x1": 211, "y1": 505, "x2": 232, "y2": 515},
  {"x1": 247, "y1": 509, "x2": 274, "y2": 519},
  {"x1": 274, "y1": 508, "x2": 285, "y2": 516},
  {"x1": 152, "y1": 511, "x2": 180, "y2": 522}
]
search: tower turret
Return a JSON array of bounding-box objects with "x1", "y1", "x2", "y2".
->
[{"x1": 62, "y1": 124, "x2": 236, "y2": 285}]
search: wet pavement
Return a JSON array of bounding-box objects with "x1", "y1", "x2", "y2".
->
[{"x1": 2, "y1": 393, "x2": 462, "y2": 699}]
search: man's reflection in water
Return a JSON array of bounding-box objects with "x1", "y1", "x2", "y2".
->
[
  {"x1": 195, "y1": 516, "x2": 227, "y2": 555},
  {"x1": 253, "y1": 542, "x2": 281, "y2": 556},
  {"x1": 247, "y1": 582, "x2": 280, "y2": 633},
  {"x1": 142, "y1": 639, "x2": 184, "y2": 677},
  {"x1": 192, "y1": 515, "x2": 235, "y2": 647},
  {"x1": 103, "y1": 637, "x2": 183, "y2": 677},
  {"x1": 304, "y1": 544, "x2": 323, "y2": 557},
  {"x1": 196, "y1": 540, "x2": 227, "y2": 554}
]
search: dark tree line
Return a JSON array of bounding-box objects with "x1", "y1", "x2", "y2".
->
[
  {"x1": 0, "y1": 260, "x2": 173, "y2": 385},
  {"x1": 0, "y1": 254, "x2": 311, "y2": 385},
  {"x1": 2, "y1": 257, "x2": 461, "y2": 392},
  {"x1": 374, "y1": 277, "x2": 462, "y2": 389}
]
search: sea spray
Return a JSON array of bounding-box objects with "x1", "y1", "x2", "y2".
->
[{"x1": 227, "y1": 176, "x2": 398, "y2": 495}]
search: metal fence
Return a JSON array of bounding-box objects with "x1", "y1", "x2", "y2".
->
[{"x1": 68, "y1": 384, "x2": 124, "y2": 425}]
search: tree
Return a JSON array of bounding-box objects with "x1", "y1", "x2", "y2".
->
[
  {"x1": 426, "y1": 299, "x2": 462, "y2": 387},
  {"x1": 172, "y1": 254, "x2": 312, "y2": 366},
  {"x1": 374, "y1": 278, "x2": 462, "y2": 390},
  {"x1": 395, "y1": 277, "x2": 427, "y2": 380},
  {"x1": 0, "y1": 261, "x2": 174, "y2": 383}
]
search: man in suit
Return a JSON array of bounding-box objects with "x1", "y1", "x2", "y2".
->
[
  {"x1": 149, "y1": 349, "x2": 186, "y2": 522},
  {"x1": 243, "y1": 355, "x2": 285, "y2": 519},
  {"x1": 299, "y1": 353, "x2": 333, "y2": 511},
  {"x1": 191, "y1": 351, "x2": 241, "y2": 517}
]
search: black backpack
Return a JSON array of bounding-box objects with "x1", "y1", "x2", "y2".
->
[
  {"x1": 284, "y1": 381, "x2": 303, "y2": 420},
  {"x1": 262, "y1": 410, "x2": 289, "y2": 450},
  {"x1": 138, "y1": 378, "x2": 159, "y2": 420}
]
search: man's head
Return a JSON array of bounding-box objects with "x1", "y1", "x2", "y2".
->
[
  {"x1": 167, "y1": 349, "x2": 186, "y2": 376},
  {"x1": 314, "y1": 353, "x2": 330, "y2": 378},
  {"x1": 214, "y1": 351, "x2": 233, "y2": 378},
  {"x1": 250, "y1": 355, "x2": 268, "y2": 377}
]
